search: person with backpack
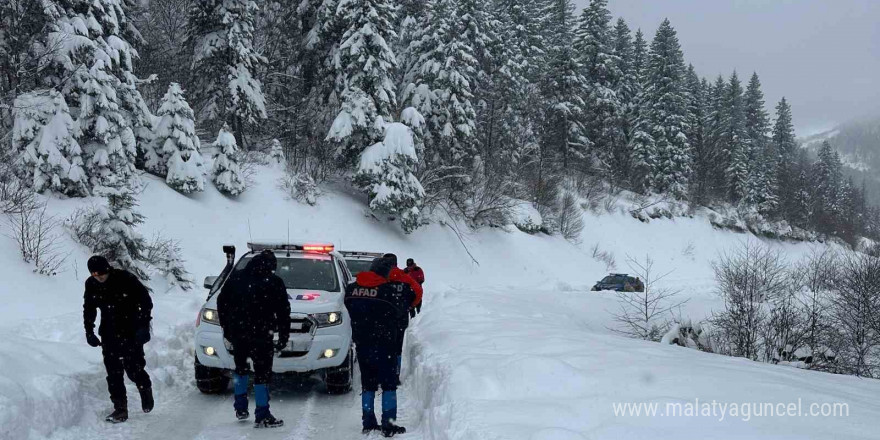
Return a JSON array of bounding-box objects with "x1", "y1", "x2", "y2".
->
[{"x1": 344, "y1": 257, "x2": 418, "y2": 437}]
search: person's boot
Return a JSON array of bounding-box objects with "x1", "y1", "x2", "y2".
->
[
  {"x1": 105, "y1": 408, "x2": 128, "y2": 423},
  {"x1": 139, "y1": 386, "x2": 154, "y2": 413},
  {"x1": 380, "y1": 423, "x2": 406, "y2": 437},
  {"x1": 380, "y1": 390, "x2": 404, "y2": 437},
  {"x1": 361, "y1": 390, "x2": 380, "y2": 434},
  {"x1": 253, "y1": 384, "x2": 283, "y2": 428},
  {"x1": 236, "y1": 409, "x2": 250, "y2": 420},
  {"x1": 253, "y1": 414, "x2": 284, "y2": 429},
  {"x1": 233, "y1": 373, "x2": 249, "y2": 421}
]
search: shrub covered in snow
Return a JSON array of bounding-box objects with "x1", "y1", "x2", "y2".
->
[
  {"x1": 211, "y1": 125, "x2": 246, "y2": 196},
  {"x1": 269, "y1": 138, "x2": 285, "y2": 165},
  {"x1": 143, "y1": 233, "x2": 194, "y2": 290},
  {"x1": 153, "y1": 83, "x2": 205, "y2": 193},
  {"x1": 355, "y1": 122, "x2": 425, "y2": 233},
  {"x1": 279, "y1": 171, "x2": 320, "y2": 206},
  {"x1": 11, "y1": 90, "x2": 88, "y2": 197}
]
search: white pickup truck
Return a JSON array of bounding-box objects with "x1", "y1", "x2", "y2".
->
[{"x1": 193, "y1": 241, "x2": 354, "y2": 394}]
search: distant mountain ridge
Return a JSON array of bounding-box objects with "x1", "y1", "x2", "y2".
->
[{"x1": 800, "y1": 116, "x2": 880, "y2": 203}]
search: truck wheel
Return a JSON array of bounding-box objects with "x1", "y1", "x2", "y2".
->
[
  {"x1": 195, "y1": 358, "x2": 229, "y2": 394},
  {"x1": 325, "y1": 348, "x2": 354, "y2": 395}
]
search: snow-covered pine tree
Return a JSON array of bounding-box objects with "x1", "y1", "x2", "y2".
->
[
  {"x1": 355, "y1": 122, "x2": 425, "y2": 233},
  {"x1": 722, "y1": 71, "x2": 748, "y2": 203},
  {"x1": 628, "y1": 28, "x2": 655, "y2": 192},
  {"x1": 813, "y1": 141, "x2": 843, "y2": 235},
  {"x1": 188, "y1": 0, "x2": 267, "y2": 149},
  {"x1": 703, "y1": 75, "x2": 729, "y2": 199},
  {"x1": 540, "y1": 0, "x2": 589, "y2": 171},
  {"x1": 39, "y1": 0, "x2": 151, "y2": 192},
  {"x1": 155, "y1": 83, "x2": 205, "y2": 193},
  {"x1": 685, "y1": 66, "x2": 710, "y2": 203},
  {"x1": 93, "y1": 183, "x2": 149, "y2": 280},
  {"x1": 211, "y1": 124, "x2": 245, "y2": 196},
  {"x1": 11, "y1": 90, "x2": 89, "y2": 196},
  {"x1": 743, "y1": 72, "x2": 776, "y2": 213},
  {"x1": 574, "y1": 0, "x2": 623, "y2": 174},
  {"x1": 476, "y1": 0, "x2": 535, "y2": 177},
  {"x1": 772, "y1": 97, "x2": 799, "y2": 219},
  {"x1": 270, "y1": 138, "x2": 285, "y2": 165},
  {"x1": 327, "y1": 0, "x2": 399, "y2": 165},
  {"x1": 402, "y1": 0, "x2": 478, "y2": 171},
  {"x1": 611, "y1": 18, "x2": 636, "y2": 181},
  {"x1": 642, "y1": 19, "x2": 690, "y2": 197},
  {"x1": 76, "y1": 59, "x2": 138, "y2": 190}
]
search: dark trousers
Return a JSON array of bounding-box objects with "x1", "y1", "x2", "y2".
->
[
  {"x1": 357, "y1": 346, "x2": 398, "y2": 392},
  {"x1": 102, "y1": 340, "x2": 151, "y2": 411},
  {"x1": 232, "y1": 340, "x2": 274, "y2": 385}
]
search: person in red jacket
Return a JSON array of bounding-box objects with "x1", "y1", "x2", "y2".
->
[
  {"x1": 404, "y1": 259, "x2": 425, "y2": 314},
  {"x1": 383, "y1": 253, "x2": 421, "y2": 381}
]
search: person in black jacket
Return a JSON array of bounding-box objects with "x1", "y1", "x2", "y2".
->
[
  {"x1": 82, "y1": 255, "x2": 153, "y2": 424},
  {"x1": 344, "y1": 257, "x2": 416, "y2": 437},
  {"x1": 216, "y1": 250, "x2": 290, "y2": 428}
]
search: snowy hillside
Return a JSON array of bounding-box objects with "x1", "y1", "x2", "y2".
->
[{"x1": 2, "y1": 165, "x2": 879, "y2": 439}]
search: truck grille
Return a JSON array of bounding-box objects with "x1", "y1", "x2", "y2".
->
[{"x1": 290, "y1": 317, "x2": 313, "y2": 334}]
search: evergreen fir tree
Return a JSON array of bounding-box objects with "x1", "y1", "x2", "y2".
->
[
  {"x1": 684, "y1": 66, "x2": 709, "y2": 202},
  {"x1": 722, "y1": 71, "x2": 748, "y2": 203},
  {"x1": 155, "y1": 83, "x2": 205, "y2": 193},
  {"x1": 772, "y1": 97, "x2": 799, "y2": 218},
  {"x1": 11, "y1": 90, "x2": 89, "y2": 196},
  {"x1": 76, "y1": 59, "x2": 138, "y2": 190},
  {"x1": 628, "y1": 29, "x2": 654, "y2": 191},
  {"x1": 94, "y1": 183, "x2": 149, "y2": 280},
  {"x1": 743, "y1": 73, "x2": 775, "y2": 213},
  {"x1": 813, "y1": 141, "x2": 842, "y2": 235},
  {"x1": 326, "y1": 0, "x2": 399, "y2": 164},
  {"x1": 355, "y1": 122, "x2": 425, "y2": 233},
  {"x1": 211, "y1": 125, "x2": 245, "y2": 195},
  {"x1": 642, "y1": 19, "x2": 690, "y2": 197},
  {"x1": 609, "y1": 18, "x2": 635, "y2": 185},
  {"x1": 189, "y1": 0, "x2": 267, "y2": 148},
  {"x1": 540, "y1": 0, "x2": 589, "y2": 170},
  {"x1": 574, "y1": 0, "x2": 622, "y2": 172},
  {"x1": 402, "y1": 0, "x2": 478, "y2": 170}
]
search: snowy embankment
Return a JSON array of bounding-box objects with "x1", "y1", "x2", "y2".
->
[
  {"x1": 0, "y1": 164, "x2": 875, "y2": 439},
  {"x1": 407, "y1": 288, "x2": 880, "y2": 440}
]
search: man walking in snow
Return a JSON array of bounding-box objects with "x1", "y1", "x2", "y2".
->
[
  {"x1": 217, "y1": 250, "x2": 290, "y2": 428},
  {"x1": 82, "y1": 255, "x2": 154, "y2": 424},
  {"x1": 345, "y1": 257, "x2": 418, "y2": 437}
]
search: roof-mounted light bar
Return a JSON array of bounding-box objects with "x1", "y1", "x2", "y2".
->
[{"x1": 248, "y1": 241, "x2": 335, "y2": 253}]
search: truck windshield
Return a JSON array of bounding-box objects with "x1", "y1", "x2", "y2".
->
[
  {"x1": 234, "y1": 255, "x2": 340, "y2": 292},
  {"x1": 345, "y1": 259, "x2": 374, "y2": 275}
]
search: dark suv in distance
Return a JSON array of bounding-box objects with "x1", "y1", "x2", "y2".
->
[{"x1": 591, "y1": 273, "x2": 645, "y2": 292}]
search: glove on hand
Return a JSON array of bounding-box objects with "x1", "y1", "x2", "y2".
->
[{"x1": 86, "y1": 332, "x2": 102, "y2": 347}]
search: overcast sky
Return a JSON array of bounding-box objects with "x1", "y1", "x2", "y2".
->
[{"x1": 574, "y1": 0, "x2": 880, "y2": 135}]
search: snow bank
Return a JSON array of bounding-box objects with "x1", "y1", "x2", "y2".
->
[{"x1": 407, "y1": 287, "x2": 880, "y2": 440}]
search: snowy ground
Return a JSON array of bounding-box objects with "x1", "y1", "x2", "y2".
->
[{"x1": 1, "y1": 165, "x2": 877, "y2": 439}]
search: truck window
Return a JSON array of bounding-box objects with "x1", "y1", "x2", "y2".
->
[{"x1": 234, "y1": 255, "x2": 340, "y2": 292}]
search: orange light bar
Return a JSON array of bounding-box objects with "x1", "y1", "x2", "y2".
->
[{"x1": 303, "y1": 244, "x2": 334, "y2": 253}]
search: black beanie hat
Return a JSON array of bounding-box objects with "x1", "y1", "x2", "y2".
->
[
  {"x1": 87, "y1": 255, "x2": 111, "y2": 274},
  {"x1": 370, "y1": 257, "x2": 393, "y2": 278},
  {"x1": 383, "y1": 253, "x2": 398, "y2": 267}
]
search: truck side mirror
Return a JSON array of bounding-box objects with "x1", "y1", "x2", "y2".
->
[{"x1": 204, "y1": 276, "x2": 218, "y2": 290}]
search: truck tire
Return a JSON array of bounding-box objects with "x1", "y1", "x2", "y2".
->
[
  {"x1": 324, "y1": 348, "x2": 354, "y2": 395},
  {"x1": 195, "y1": 358, "x2": 229, "y2": 394}
]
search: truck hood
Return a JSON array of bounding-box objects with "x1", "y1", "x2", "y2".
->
[{"x1": 286, "y1": 289, "x2": 344, "y2": 314}]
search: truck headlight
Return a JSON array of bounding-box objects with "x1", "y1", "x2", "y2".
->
[
  {"x1": 312, "y1": 311, "x2": 342, "y2": 328},
  {"x1": 201, "y1": 308, "x2": 220, "y2": 325}
]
